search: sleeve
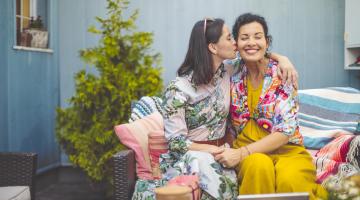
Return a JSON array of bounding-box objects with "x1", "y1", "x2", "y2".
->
[
  {"x1": 162, "y1": 83, "x2": 193, "y2": 154},
  {"x1": 272, "y1": 83, "x2": 299, "y2": 137}
]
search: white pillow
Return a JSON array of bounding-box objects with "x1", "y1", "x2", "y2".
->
[{"x1": 0, "y1": 186, "x2": 30, "y2": 200}]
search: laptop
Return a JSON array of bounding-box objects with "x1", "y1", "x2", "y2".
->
[{"x1": 237, "y1": 192, "x2": 309, "y2": 200}]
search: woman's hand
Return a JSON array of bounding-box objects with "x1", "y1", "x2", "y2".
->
[
  {"x1": 213, "y1": 148, "x2": 243, "y2": 168},
  {"x1": 277, "y1": 56, "x2": 298, "y2": 88},
  {"x1": 270, "y1": 53, "x2": 299, "y2": 88},
  {"x1": 189, "y1": 143, "x2": 223, "y2": 154},
  {"x1": 204, "y1": 144, "x2": 224, "y2": 154}
]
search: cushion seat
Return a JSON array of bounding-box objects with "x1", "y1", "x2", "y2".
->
[
  {"x1": 114, "y1": 112, "x2": 164, "y2": 180},
  {"x1": 0, "y1": 186, "x2": 30, "y2": 200}
]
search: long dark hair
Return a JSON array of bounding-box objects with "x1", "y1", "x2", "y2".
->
[{"x1": 177, "y1": 18, "x2": 224, "y2": 86}]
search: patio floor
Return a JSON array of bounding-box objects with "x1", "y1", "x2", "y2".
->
[{"x1": 35, "y1": 166, "x2": 107, "y2": 200}]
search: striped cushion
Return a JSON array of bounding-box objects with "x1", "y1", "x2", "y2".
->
[
  {"x1": 148, "y1": 131, "x2": 168, "y2": 179},
  {"x1": 129, "y1": 96, "x2": 163, "y2": 122},
  {"x1": 298, "y1": 87, "x2": 360, "y2": 149}
]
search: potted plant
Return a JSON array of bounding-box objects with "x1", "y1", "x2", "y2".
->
[{"x1": 25, "y1": 15, "x2": 48, "y2": 48}]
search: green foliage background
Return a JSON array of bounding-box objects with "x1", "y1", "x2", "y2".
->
[{"x1": 56, "y1": 0, "x2": 163, "y2": 186}]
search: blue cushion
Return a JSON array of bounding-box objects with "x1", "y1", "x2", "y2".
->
[{"x1": 129, "y1": 96, "x2": 163, "y2": 122}]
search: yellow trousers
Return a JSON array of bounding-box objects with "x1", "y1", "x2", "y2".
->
[
  {"x1": 234, "y1": 134, "x2": 327, "y2": 200},
  {"x1": 233, "y1": 79, "x2": 327, "y2": 199}
]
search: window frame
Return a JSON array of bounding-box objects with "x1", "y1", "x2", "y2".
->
[{"x1": 13, "y1": 0, "x2": 53, "y2": 53}]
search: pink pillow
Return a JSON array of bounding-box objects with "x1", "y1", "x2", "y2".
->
[
  {"x1": 148, "y1": 131, "x2": 168, "y2": 179},
  {"x1": 114, "y1": 112, "x2": 164, "y2": 180}
]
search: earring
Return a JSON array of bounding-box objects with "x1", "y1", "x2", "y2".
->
[{"x1": 265, "y1": 49, "x2": 271, "y2": 58}]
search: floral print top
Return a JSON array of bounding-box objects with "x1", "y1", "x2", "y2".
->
[
  {"x1": 162, "y1": 63, "x2": 233, "y2": 155},
  {"x1": 230, "y1": 59, "x2": 303, "y2": 145}
]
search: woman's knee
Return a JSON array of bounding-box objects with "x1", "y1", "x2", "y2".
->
[
  {"x1": 239, "y1": 153, "x2": 274, "y2": 171},
  {"x1": 237, "y1": 153, "x2": 275, "y2": 191},
  {"x1": 276, "y1": 172, "x2": 312, "y2": 192}
]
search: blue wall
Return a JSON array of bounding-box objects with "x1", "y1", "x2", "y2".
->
[
  {"x1": 126, "y1": 0, "x2": 360, "y2": 89},
  {"x1": 1, "y1": 0, "x2": 359, "y2": 169},
  {"x1": 58, "y1": 0, "x2": 107, "y2": 163},
  {"x1": 0, "y1": 0, "x2": 9, "y2": 151},
  {"x1": 0, "y1": 0, "x2": 60, "y2": 172},
  {"x1": 58, "y1": 0, "x2": 107, "y2": 109},
  {"x1": 57, "y1": 0, "x2": 360, "y2": 164},
  {"x1": 57, "y1": 0, "x2": 360, "y2": 108},
  {"x1": 56, "y1": 0, "x2": 360, "y2": 102}
]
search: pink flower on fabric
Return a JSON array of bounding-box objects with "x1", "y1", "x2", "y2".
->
[
  {"x1": 240, "y1": 112, "x2": 250, "y2": 119},
  {"x1": 276, "y1": 87, "x2": 289, "y2": 100},
  {"x1": 238, "y1": 83, "x2": 244, "y2": 92},
  {"x1": 263, "y1": 93, "x2": 276, "y2": 104},
  {"x1": 257, "y1": 118, "x2": 273, "y2": 132},
  {"x1": 230, "y1": 105, "x2": 236, "y2": 113}
]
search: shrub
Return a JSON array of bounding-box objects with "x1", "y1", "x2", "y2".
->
[{"x1": 56, "y1": 0, "x2": 163, "y2": 190}]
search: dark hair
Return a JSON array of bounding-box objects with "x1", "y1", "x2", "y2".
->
[
  {"x1": 177, "y1": 18, "x2": 224, "y2": 85},
  {"x1": 232, "y1": 13, "x2": 272, "y2": 47}
]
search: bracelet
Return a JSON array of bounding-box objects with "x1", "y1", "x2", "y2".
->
[
  {"x1": 239, "y1": 148, "x2": 245, "y2": 161},
  {"x1": 244, "y1": 146, "x2": 251, "y2": 156}
]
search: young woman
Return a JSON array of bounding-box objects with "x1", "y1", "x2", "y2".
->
[
  {"x1": 213, "y1": 13, "x2": 327, "y2": 200},
  {"x1": 132, "y1": 17, "x2": 298, "y2": 200}
]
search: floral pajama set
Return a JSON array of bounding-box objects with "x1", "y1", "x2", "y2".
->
[{"x1": 132, "y1": 63, "x2": 238, "y2": 200}]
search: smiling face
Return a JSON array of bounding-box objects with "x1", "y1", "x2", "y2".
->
[
  {"x1": 236, "y1": 22, "x2": 269, "y2": 63},
  {"x1": 211, "y1": 25, "x2": 237, "y2": 60}
]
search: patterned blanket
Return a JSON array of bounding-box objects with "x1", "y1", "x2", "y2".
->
[
  {"x1": 313, "y1": 134, "x2": 360, "y2": 189},
  {"x1": 298, "y1": 87, "x2": 360, "y2": 190}
]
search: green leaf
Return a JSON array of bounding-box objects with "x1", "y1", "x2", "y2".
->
[{"x1": 88, "y1": 25, "x2": 101, "y2": 34}]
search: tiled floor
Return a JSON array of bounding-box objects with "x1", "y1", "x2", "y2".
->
[{"x1": 35, "y1": 167, "x2": 107, "y2": 200}]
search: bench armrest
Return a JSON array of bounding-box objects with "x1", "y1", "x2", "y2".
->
[
  {"x1": 113, "y1": 149, "x2": 136, "y2": 200},
  {"x1": 0, "y1": 152, "x2": 37, "y2": 200}
]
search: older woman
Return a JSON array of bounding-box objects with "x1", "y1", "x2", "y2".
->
[{"x1": 214, "y1": 13, "x2": 327, "y2": 200}]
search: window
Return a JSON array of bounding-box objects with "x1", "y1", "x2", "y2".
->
[{"x1": 16, "y1": 0, "x2": 49, "y2": 49}]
